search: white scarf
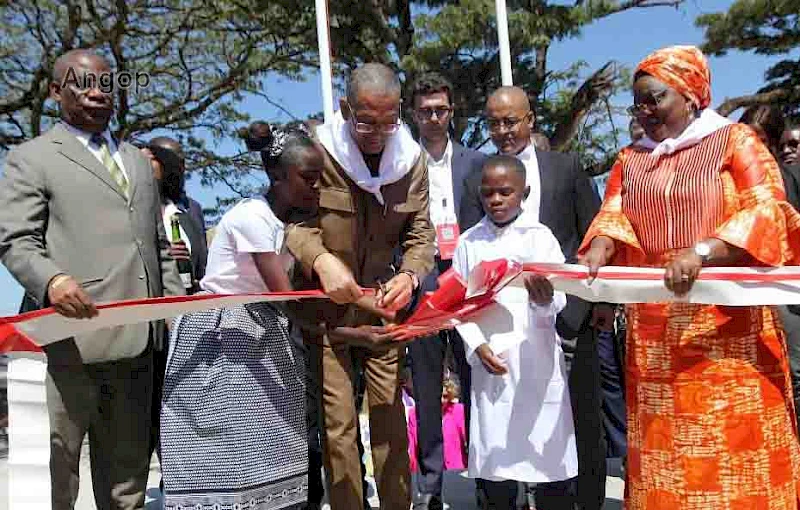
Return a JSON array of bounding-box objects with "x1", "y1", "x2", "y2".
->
[
  {"x1": 315, "y1": 110, "x2": 422, "y2": 205},
  {"x1": 635, "y1": 108, "x2": 733, "y2": 158}
]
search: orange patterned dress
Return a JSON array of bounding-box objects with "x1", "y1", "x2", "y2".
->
[{"x1": 580, "y1": 123, "x2": 800, "y2": 509}]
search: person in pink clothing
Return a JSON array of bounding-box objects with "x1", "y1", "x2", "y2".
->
[
  {"x1": 402, "y1": 368, "x2": 420, "y2": 473},
  {"x1": 441, "y1": 379, "x2": 467, "y2": 471}
]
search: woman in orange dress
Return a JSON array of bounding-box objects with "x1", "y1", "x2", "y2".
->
[{"x1": 579, "y1": 45, "x2": 800, "y2": 509}]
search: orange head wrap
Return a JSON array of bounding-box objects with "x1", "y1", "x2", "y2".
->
[{"x1": 635, "y1": 45, "x2": 711, "y2": 109}]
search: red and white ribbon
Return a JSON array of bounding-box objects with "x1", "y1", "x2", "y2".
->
[
  {"x1": 521, "y1": 263, "x2": 800, "y2": 306},
  {"x1": 5, "y1": 263, "x2": 800, "y2": 353},
  {"x1": 0, "y1": 290, "x2": 332, "y2": 353}
]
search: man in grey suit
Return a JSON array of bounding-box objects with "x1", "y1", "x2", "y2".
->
[
  {"x1": 407, "y1": 72, "x2": 485, "y2": 510},
  {"x1": 0, "y1": 49, "x2": 184, "y2": 509}
]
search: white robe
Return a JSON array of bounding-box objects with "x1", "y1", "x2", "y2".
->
[{"x1": 453, "y1": 213, "x2": 578, "y2": 483}]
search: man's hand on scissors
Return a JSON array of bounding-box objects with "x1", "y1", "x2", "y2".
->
[{"x1": 377, "y1": 272, "x2": 415, "y2": 312}]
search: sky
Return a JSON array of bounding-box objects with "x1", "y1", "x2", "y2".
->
[{"x1": 0, "y1": 0, "x2": 798, "y2": 315}]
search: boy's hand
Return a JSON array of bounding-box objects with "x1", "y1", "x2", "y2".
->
[
  {"x1": 476, "y1": 343, "x2": 507, "y2": 375},
  {"x1": 524, "y1": 274, "x2": 554, "y2": 306}
]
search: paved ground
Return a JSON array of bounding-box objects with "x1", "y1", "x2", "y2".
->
[
  {"x1": 0, "y1": 443, "x2": 624, "y2": 510},
  {"x1": 0, "y1": 356, "x2": 624, "y2": 509}
]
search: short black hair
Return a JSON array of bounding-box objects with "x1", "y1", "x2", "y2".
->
[
  {"x1": 410, "y1": 72, "x2": 453, "y2": 107},
  {"x1": 147, "y1": 137, "x2": 183, "y2": 171},
  {"x1": 346, "y1": 63, "x2": 401, "y2": 105},
  {"x1": 149, "y1": 136, "x2": 182, "y2": 154},
  {"x1": 52, "y1": 49, "x2": 110, "y2": 84},
  {"x1": 483, "y1": 154, "x2": 526, "y2": 182},
  {"x1": 739, "y1": 105, "x2": 785, "y2": 149}
]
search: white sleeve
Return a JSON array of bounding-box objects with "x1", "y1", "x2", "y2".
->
[
  {"x1": 229, "y1": 204, "x2": 283, "y2": 254},
  {"x1": 452, "y1": 236, "x2": 486, "y2": 365},
  {"x1": 529, "y1": 227, "x2": 567, "y2": 317},
  {"x1": 452, "y1": 237, "x2": 470, "y2": 281},
  {"x1": 456, "y1": 320, "x2": 490, "y2": 368}
]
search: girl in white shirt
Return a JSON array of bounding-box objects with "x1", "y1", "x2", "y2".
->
[
  {"x1": 453, "y1": 155, "x2": 578, "y2": 510},
  {"x1": 160, "y1": 125, "x2": 323, "y2": 510}
]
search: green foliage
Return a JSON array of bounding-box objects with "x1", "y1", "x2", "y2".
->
[
  {"x1": 402, "y1": 0, "x2": 671, "y2": 170},
  {"x1": 0, "y1": 0, "x2": 682, "y2": 219},
  {"x1": 697, "y1": 0, "x2": 800, "y2": 122},
  {"x1": 0, "y1": 0, "x2": 321, "y2": 218}
]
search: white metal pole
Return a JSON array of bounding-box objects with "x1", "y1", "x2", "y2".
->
[
  {"x1": 495, "y1": 0, "x2": 513, "y2": 86},
  {"x1": 315, "y1": 0, "x2": 335, "y2": 123}
]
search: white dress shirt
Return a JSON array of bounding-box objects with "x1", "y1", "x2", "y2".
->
[
  {"x1": 515, "y1": 143, "x2": 541, "y2": 224},
  {"x1": 62, "y1": 122, "x2": 129, "y2": 181},
  {"x1": 425, "y1": 139, "x2": 457, "y2": 229},
  {"x1": 425, "y1": 139, "x2": 459, "y2": 253}
]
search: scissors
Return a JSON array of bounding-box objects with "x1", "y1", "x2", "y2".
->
[{"x1": 375, "y1": 263, "x2": 398, "y2": 302}]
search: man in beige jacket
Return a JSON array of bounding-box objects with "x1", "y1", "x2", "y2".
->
[{"x1": 286, "y1": 63, "x2": 434, "y2": 510}]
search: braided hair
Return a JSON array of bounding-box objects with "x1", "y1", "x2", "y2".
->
[{"x1": 242, "y1": 121, "x2": 317, "y2": 181}]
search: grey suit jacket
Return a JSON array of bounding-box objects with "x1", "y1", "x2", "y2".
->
[{"x1": 0, "y1": 122, "x2": 185, "y2": 363}]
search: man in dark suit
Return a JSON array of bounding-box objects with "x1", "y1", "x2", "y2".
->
[
  {"x1": 407, "y1": 72, "x2": 485, "y2": 510},
  {"x1": 142, "y1": 136, "x2": 208, "y2": 477},
  {"x1": 462, "y1": 86, "x2": 608, "y2": 510},
  {"x1": 147, "y1": 136, "x2": 208, "y2": 289},
  {"x1": 0, "y1": 49, "x2": 184, "y2": 509}
]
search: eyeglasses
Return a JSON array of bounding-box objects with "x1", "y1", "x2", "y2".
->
[
  {"x1": 486, "y1": 113, "x2": 530, "y2": 133},
  {"x1": 414, "y1": 106, "x2": 452, "y2": 120},
  {"x1": 627, "y1": 89, "x2": 669, "y2": 116},
  {"x1": 352, "y1": 120, "x2": 401, "y2": 135},
  {"x1": 344, "y1": 102, "x2": 402, "y2": 135}
]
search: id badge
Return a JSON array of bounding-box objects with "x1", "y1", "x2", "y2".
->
[{"x1": 436, "y1": 222, "x2": 460, "y2": 260}]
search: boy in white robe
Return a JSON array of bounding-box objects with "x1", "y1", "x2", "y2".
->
[{"x1": 453, "y1": 155, "x2": 578, "y2": 509}]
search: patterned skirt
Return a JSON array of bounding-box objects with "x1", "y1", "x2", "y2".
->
[
  {"x1": 160, "y1": 302, "x2": 308, "y2": 510},
  {"x1": 625, "y1": 302, "x2": 800, "y2": 509}
]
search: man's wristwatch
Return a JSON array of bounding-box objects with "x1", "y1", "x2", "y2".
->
[
  {"x1": 694, "y1": 241, "x2": 712, "y2": 263},
  {"x1": 398, "y1": 269, "x2": 420, "y2": 290}
]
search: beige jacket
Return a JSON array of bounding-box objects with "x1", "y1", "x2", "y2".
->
[{"x1": 286, "y1": 145, "x2": 435, "y2": 330}]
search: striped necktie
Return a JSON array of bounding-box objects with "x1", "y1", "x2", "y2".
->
[{"x1": 91, "y1": 134, "x2": 129, "y2": 198}]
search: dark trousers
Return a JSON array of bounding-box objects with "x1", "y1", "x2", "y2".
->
[
  {"x1": 568, "y1": 327, "x2": 607, "y2": 510},
  {"x1": 149, "y1": 346, "x2": 168, "y2": 465},
  {"x1": 296, "y1": 327, "x2": 325, "y2": 508},
  {"x1": 597, "y1": 329, "x2": 627, "y2": 458},
  {"x1": 407, "y1": 329, "x2": 471, "y2": 497},
  {"x1": 45, "y1": 342, "x2": 153, "y2": 510},
  {"x1": 479, "y1": 478, "x2": 577, "y2": 510}
]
